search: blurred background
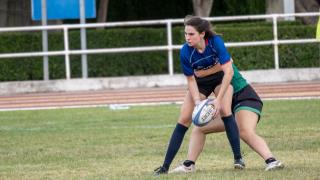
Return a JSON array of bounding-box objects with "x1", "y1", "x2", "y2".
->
[
  {"x1": 0, "y1": 0, "x2": 319, "y2": 27},
  {"x1": 0, "y1": 0, "x2": 319, "y2": 84}
]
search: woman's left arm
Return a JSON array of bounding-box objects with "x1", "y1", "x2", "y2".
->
[
  {"x1": 212, "y1": 61, "x2": 233, "y2": 114},
  {"x1": 217, "y1": 61, "x2": 234, "y2": 101}
]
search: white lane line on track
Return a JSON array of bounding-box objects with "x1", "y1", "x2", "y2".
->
[{"x1": 0, "y1": 96, "x2": 319, "y2": 112}]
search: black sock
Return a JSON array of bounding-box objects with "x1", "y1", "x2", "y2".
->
[
  {"x1": 265, "y1": 157, "x2": 276, "y2": 164},
  {"x1": 222, "y1": 115, "x2": 242, "y2": 160},
  {"x1": 162, "y1": 123, "x2": 188, "y2": 170},
  {"x1": 183, "y1": 160, "x2": 195, "y2": 167}
]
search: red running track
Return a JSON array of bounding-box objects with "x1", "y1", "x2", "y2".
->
[{"x1": 0, "y1": 81, "x2": 319, "y2": 111}]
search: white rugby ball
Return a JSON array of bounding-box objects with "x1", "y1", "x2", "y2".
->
[{"x1": 192, "y1": 99, "x2": 217, "y2": 127}]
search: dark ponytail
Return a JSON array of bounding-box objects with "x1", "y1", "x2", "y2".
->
[{"x1": 184, "y1": 15, "x2": 216, "y2": 39}]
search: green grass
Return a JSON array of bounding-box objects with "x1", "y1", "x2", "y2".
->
[{"x1": 0, "y1": 99, "x2": 319, "y2": 179}]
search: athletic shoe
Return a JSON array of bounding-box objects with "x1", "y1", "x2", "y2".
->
[
  {"x1": 234, "y1": 158, "x2": 246, "y2": 169},
  {"x1": 169, "y1": 164, "x2": 196, "y2": 174},
  {"x1": 265, "y1": 160, "x2": 284, "y2": 171},
  {"x1": 153, "y1": 166, "x2": 168, "y2": 175}
]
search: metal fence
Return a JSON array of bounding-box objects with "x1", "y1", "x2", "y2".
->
[{"x1": 0, "y1": 12, "x2": 319, "y2": 80}]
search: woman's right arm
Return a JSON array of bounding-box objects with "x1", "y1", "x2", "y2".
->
[{"x1": 186, "y1": 75, "x2": 201, "y2": 105}]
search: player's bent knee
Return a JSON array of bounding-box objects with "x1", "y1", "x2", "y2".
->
[
  {"x1": 219, "y1": 109, "x2": 232, "y2": 117},
  {"x1": 178, "y1": 116, "x2": 192, "y2": 127},
  {"x1": 218, "y1": 105, "x2": 232, "y2": 117}
]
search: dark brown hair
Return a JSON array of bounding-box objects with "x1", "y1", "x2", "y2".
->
[{"x1": 184, "y1": 15, "x2": 216, "y2": 39}]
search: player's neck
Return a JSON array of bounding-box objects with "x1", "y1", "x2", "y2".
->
[{"x1": 195, "y1": 39, "x2": 206, "y2": 53}]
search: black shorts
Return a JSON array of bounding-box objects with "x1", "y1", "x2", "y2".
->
[
  {"x1": 231, "y1": 85, "x2": 263, "y2": 118},
  {"x1": 195, "y1": 71, "x2": 224, "y2": 97}
]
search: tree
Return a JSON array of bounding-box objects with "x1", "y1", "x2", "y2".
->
[
  {"x1": 266, "y1": 0, "x2": 320, "y2": 25},
  {"x1": 295, "y1": 0, "x2": 320, "y2": 24},
  {"x1": 97, "y1": 0, "x2": 110, "y2": 22},
  {"x1": 192, "y1": 0, "x2": 214, "y2": 17},
  {"x1": 0, "y1": 0, "x2": 8, "y2": 27},
  {"x1": 6, "y1": 0, "x2": 33, "y2": 26}
]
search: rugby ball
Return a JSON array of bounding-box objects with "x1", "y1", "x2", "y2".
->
[{"x1": 192, "y1": 99, "x2": 217, "y2": 127}]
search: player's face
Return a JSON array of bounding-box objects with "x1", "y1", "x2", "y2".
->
[{"x1": 184, "y1": 25, "x2": 204, "y2": 47}]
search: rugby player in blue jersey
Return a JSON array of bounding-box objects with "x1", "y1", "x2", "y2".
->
[
  {"x1": 167, "y1": 16, "x2": 284, "y2": 173},
  {"x1": 154, "y1": 15, "x2": 244, "y2": 175}
]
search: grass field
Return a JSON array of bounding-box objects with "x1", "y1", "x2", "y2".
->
[{"x1": 0, "y1": 99, "x2": 319, "y2": 179}]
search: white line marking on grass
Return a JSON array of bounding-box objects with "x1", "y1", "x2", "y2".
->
[
  {"x1": 0, "y1": 124, "x2": 176, "y2": 131},
  {"x1": 110, "y1": 124, "x2": 175, "y2": 129},
  {"x1": 0, "y1": 102, "x2": 182, "y2": 112},
  {"x1": 262, "y1": 96, "x2": 320, "y2": 101}
]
